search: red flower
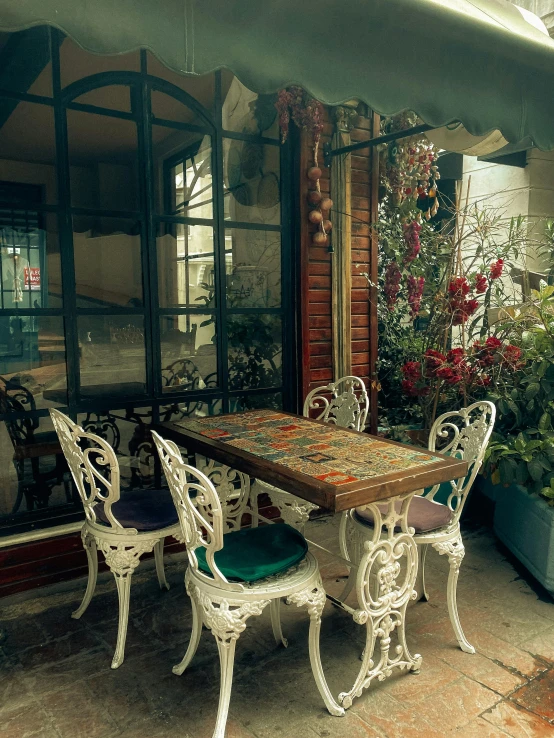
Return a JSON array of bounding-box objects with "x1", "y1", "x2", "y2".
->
[
  {"x1": 384, "y1": 261, "x2": 402, "y2": 311},
  {"x1": 401, "y1": 361, "x2": 422, "y2": 381},
  {"x1": 475, "y1": 273, "x2": 488, "y2": 294},
  {"x1": 485, "y1": 336, "x2": 502, "y2": 349},
  {"x1": 403, "y1": 221, "x2": 422, "y2": 264},
  {"x1": 424, "y1": 349, "x2": 446, "y2": 376},
  {"x1": 446, "y1": 347, "x2": 465, "y2": 365},
  {"x1": 448, "y1": 277, "x2": 470, "y2": 298},
  {"x1": 490, "y1": 259, "x2": 504, "y2": 280},
  {"x1": 503, "y1": 344, "x2": 523, "y2": 366},
  {"x1": 407, "y1": 275, "x2": 425, "y2": 319}
]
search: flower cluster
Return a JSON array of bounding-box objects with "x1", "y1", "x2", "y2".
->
[
  {"x1": 403, "y1": 220, "x2": 421, "y2": 263},
  {"x1": 475, "y1": 273, "x2": 488, "y2": 294},
  {"x1": 276, "y1": 87, "x2": 324, "y2": 145},
  {"x1": 384, "y1": 261, "x2": 402, "y2": 310},
  {"x1": 401, "y1": 337, "x2": 525, "y2": 398},
  {"x1": 473, "y1": 336, "x2": 523, "y2": 369},
  {"x1": 447, "y1": 277, "x2": 479, "y2": 326},
  {"x1": 401, "y1": 361, "x2": 429, "y2": 397},
  {"x1": 407, "y1": 275, "x2": 425, "y2": 319},
  {"x1": 490, "y1": 259, "x2": 504, "y2": 281}
]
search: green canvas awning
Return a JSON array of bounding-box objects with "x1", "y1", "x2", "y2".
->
[{"x1": 1, "y1": 0, "x2": 554, "y2": 148}]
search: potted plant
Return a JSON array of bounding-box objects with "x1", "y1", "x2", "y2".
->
[{"x1": 485, "y1": 284, "x2": 554, "y2": 595}]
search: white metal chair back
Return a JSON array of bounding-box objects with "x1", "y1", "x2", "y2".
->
[
  {"x1": 426, "y1": 400, "x2": 496, "y2": 524},
  {"x1": 50, "y1": 408, "x2": 123, "y2": 529},
  {"x1": 152, "y1": 430, "x2": 231, "y2": 588},
  {"x1": 303, "y1": 376, "x2": 369, "y2": 431}
]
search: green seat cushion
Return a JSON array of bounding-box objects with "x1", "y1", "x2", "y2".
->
[{"x1": 195, "y1": 523, "x2": 308, "y2": 583}]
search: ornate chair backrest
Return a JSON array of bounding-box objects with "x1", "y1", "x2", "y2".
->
[
  {"x1": 0, "y1": 375, "x2": 39, "y2": 450},
  {"x1": 303, "y1": 376, "x2": 369, "y2": 431},
  {"x1": 427, "y1": 400, "x2": 496, "y2": 524},
  {"x1": 152, "y1": 431, "x2": 233, "y2": 589},
  {"x1": 50, "y1": 408, "x2": 123, "y2": 528}
]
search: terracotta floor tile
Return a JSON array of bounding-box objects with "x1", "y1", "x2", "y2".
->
[
  {"x1": 0, "y1": 703, "x2": 60, "y2": 738},
  {"x1": 42, "y1": 685, "x2": 119, "y2": 738},
  {"x1": 435, "y1": 649, "x2": 526, "y2": 696},
  {"x1": 511, "y1": 669, "x2": 554, "y2": 722},
  {"x1": 410, "y1": 675, "x2": 501, "y2": 731},
  {"x1": 381, "y1": 653, "x2": 460, "y2": 702},
  {"x1": 483, "y1": 701, "x2": 554, "y2": 738},
  {"x1": 519, "y1": 627, "x2": 554, "y2": 664},
  {"x1": 452, "y1": 716, "x2": 513, "y2": 736}
]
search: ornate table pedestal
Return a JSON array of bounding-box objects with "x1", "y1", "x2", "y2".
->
[{"x1": 331, "y1": 492, "x2": 421, "y2": 709}]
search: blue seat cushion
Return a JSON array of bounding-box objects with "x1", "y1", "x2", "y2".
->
[
  {"x1": 94, "y1": 489, "x2": 178, "y2": 531},
  {"x1": 196, "y1": 523, "x2": 308, "y2": 583}
]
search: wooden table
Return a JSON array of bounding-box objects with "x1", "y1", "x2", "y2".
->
[{"x1": 153, "y1": 409, "x2": 468, "y2": 712}]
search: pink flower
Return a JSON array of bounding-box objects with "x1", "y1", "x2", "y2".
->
[{"x1": 403, "y1": 221, "x2": 421, "y2": 264}]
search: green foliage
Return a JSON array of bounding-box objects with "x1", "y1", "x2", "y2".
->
[{"x1": 484, "y1": 284, "x2": 554, "y2": 505}]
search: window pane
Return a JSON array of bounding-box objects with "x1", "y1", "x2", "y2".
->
[
  {"x1": 157, "y1": 223, "x2": 215, "y2": 308},
  {"x1": 225, "y1": 229, "x2": 281, "y2": 308},
  {"x1": 76, "y1": 407, "x2": 155, "y2": 489},
  {"x1": 154, "y1": 128, "x2": 213, "y2": 218},
  {"x1": 60, "y1": 37, "x2": 140, "y2": 87},
  {"x1": 0, "y1": 27, "x2": 53, "y2": 97},
  {"x1": 147, "y1": 56, "x2": 216, "y2": 112},
  {"x1": 160, "y1": 397, "x2": 222, "y2": 423},
  {"x1": 228, "y1": 314, "x2": 282, "y2": 390},
  {"x1": 0, "y1": 100, "x2": 57, "y2": 203},
  {"x1": 78, "y1": 315, "x2": 146, "y2": 398},
  {"x1": 160, "y1": 314, "x2": 217, "y2": 392},
  {"x1": 0, "y1": 213, "x2": 62, "y2": 309},
  {"x1": 73, "y1": 86, "x2": 132, "y2": 113},
  {"x1": 222, "y1": 76, "x2": 278, "y2": 138},
  {"x1": 231, "y1": 391, "x2": 283, "y2": 413},
  {"x1": 67, "y1": 105, "x2": 139, "y2": 210},
  {"x1": 0, "y1": 316, "x2": 67, "y2": 409},
  {"x1": 73, "y1": 218, "x2": 143, "y2": 307},
  {"x1": 0, "y1": 414, "x2": 79, "y2": 524},
  {"x1": 223, "y1": 139, "x2": 280, "y2": 224}
]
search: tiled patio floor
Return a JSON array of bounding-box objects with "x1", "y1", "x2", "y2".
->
[{"x1": 1, "y1": 514, "x2": 554, "y2": 738}]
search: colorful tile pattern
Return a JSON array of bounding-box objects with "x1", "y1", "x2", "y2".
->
[{"x1": 176, "y1": 409, "x2": 437, "y2": 486}]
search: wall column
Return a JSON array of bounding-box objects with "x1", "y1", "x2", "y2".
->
[{"x1": 331, "y1": 104, "x2": 358, "y2": 380}]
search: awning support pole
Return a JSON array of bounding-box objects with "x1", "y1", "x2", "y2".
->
[{"x1": 323, "y1": 122, "x2": 436, "y2": 166}]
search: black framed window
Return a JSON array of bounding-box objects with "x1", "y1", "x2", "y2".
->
[{"x1": 0, "y1": 28, "x2": 297, "y2": 536}]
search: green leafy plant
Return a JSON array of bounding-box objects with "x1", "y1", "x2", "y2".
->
[{"x1": 484, "y1": 284, "x2": 554, "y2": 505}]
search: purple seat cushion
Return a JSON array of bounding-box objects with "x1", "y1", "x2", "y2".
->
[
  {"x1": 94, "y1": 489, "x2": 178, "y2": 531},
  {"x1": 355, "y1": 495, "x2": 453, "y2": 534}
]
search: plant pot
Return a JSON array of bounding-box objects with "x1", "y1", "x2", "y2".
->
[{"x1": 494, "y1": 483, "x2": 554, "y2": 596}]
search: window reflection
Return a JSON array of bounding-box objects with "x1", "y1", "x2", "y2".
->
[
  {"x1": 156, "y1": 131, "x2": 213, "y2": 218},
  {"x1": 227, "y1": 314, "x2": 282, "y2": 390},
  {"x1": 160, "y1": 314, "x2": 217, "y2": 392},
  {"x1": 226, "y1": 229, "x2": 281, "y2": 307},
  {"x1": 78, "y1": 315, "x2": 146, "y2": 398},
  {"x1": 0, "y1": 316, "x2": 67, "y2": 408},
  {"x1": 223, "y1": 139, "x2": 280, "y2": 225},
  {"x1": 157, "y1": 223, "x2": 215, "y2": 309},
  {"x1": 73, "y1": 218, "x2": 143, "y2": 307}
]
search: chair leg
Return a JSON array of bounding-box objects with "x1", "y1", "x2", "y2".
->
[
  {"x1": 434, "y1": 534, "x2": 475, "y2": 654},
  {"x1": 288, "y1": 581, "x2": 345, "y2": 717},
  {"x1": 338, "y1": 511, "x2": 351, "y2": 562},
  {"x1": 154, "y1": 538, "x2": 170, "y2": 591},
  {"x1": 270, "y1": 598, "x2": 288, "y2": 648},
  {"x1": 72, "y1": 530, "x2": 98, "y2": 619},
  {"x1": 415, "y1": 544, "x2": 429, "y2": 602},
  {"x1": 338, "y1": 526, "x2": 359, "y2": 603},
  {"x1": 100, "y1": 542, "x2": 154, "y2": 669},
  {"x1": 173, "y1": 593, "x2": 203, "y2": 675},
  {"x1": 213, "y1": 637, "x2": 238, "y2": 738}
]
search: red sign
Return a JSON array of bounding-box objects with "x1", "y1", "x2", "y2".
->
[{"x1": 24, "y1": 267, "x2": 41, "y2": 290}]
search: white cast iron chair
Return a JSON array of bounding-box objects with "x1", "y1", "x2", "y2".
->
[
  {"x1": 256, "y1": 376, "x2": 369, "y2": 529},
  {"x1": 152, "y1": 431, "x2": 344, "y2": 738},
  {"x1": 338, "y1": 401, "x2": 496, "y2": 654},
  {"x1": 50, "y1": 409, "x2": 181, "y2": 669}
]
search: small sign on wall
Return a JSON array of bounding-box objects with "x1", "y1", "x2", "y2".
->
[{"x1": 24, "y1": 266, "x2": 41, "y2": 290}]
